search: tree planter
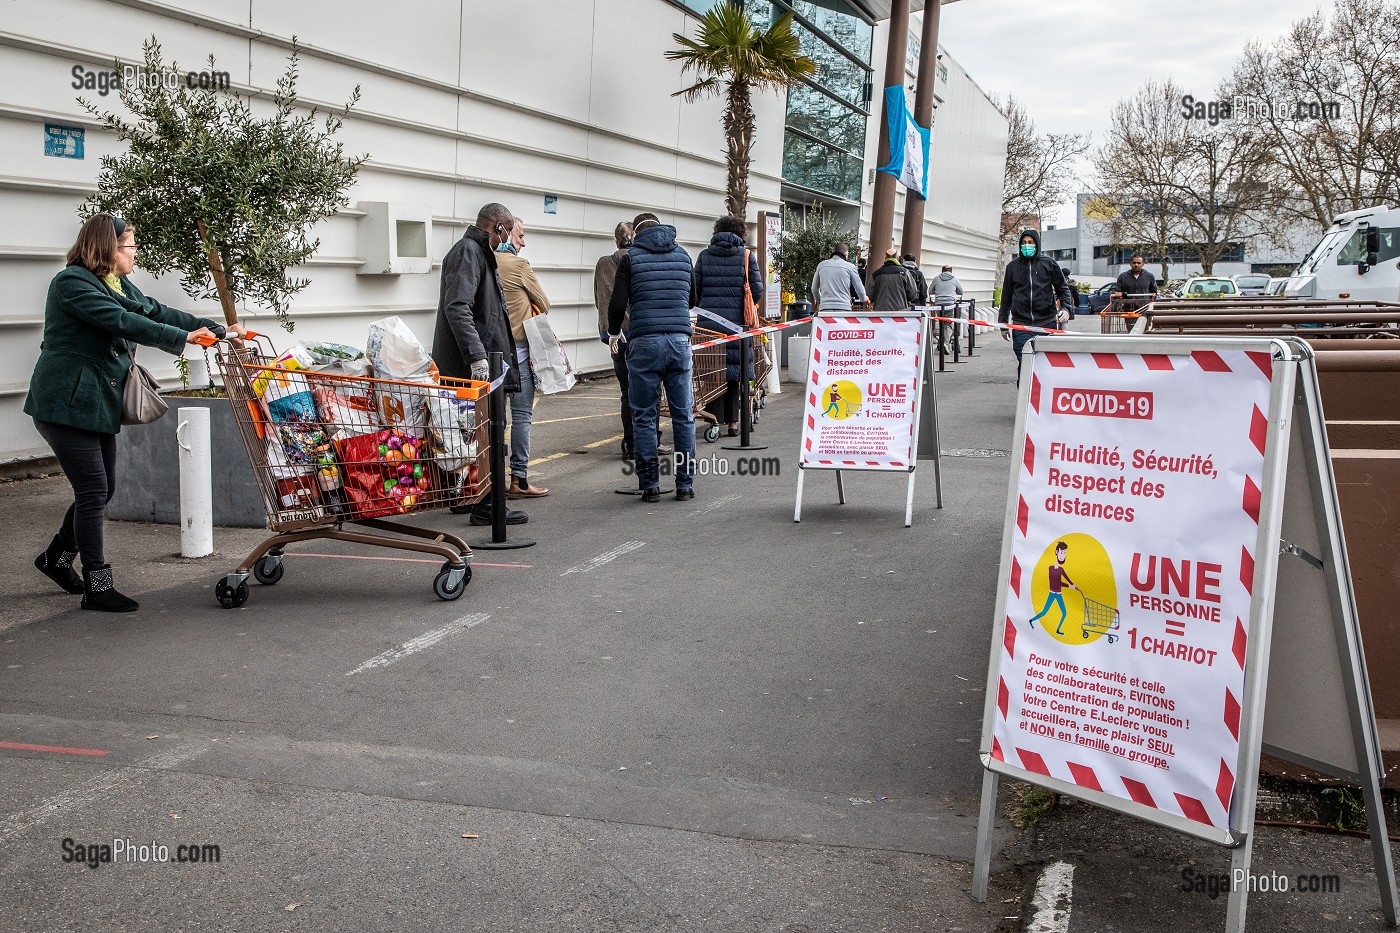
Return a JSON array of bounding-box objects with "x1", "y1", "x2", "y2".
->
[{"x1": 107, "y1": 395, "x2": 267, "y2": 528}]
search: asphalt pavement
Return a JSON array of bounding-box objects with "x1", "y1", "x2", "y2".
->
[{"x1": 4, "y1": 320, "x2": 1394, "y2": 932}]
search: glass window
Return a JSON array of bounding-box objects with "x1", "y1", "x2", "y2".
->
[
  {"x1": 674, "y1": 0, "x2": 726, "y2": 15},
  {"x1": 790, "y1": 19, "x2": 867, "y2": 107},
  {"x1": 788, "y1": 0, "x2": 872, "y2": 63},
  {"x1": 785, "y1": 84, "x2": 864, "y2": 153},
  {"x1": 783, "y1": 133, "x2": 862, "y2": 201}
]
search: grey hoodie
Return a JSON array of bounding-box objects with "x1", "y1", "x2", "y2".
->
[
  {"x1": 810, "y1": 255, "x2": 867, "y2": 312},
  {"x1": 931, "y1": 271, "x2": 963, "y2": 304}
]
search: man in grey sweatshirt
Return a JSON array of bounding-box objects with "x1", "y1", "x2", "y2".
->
[
  {"x1": 810, "y1": 244, "x2": 867, "y2": 313},
  {"x1": 931, "y1": 265, "x2": 964, "y2": 353}
]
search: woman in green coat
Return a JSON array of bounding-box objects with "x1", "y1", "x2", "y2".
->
[{"x1": 25, "y1": 213, "x2": 240, "y2": 612}]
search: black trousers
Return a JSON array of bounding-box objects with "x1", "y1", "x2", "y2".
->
[
  {"x1": 612, "y1": 347, "x2": 634, "y2": 451},
  {"x1": 34, "y1": 420, "x2": 117, "y2": 570}
]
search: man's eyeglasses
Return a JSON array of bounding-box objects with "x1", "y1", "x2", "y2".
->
[{"x1": 118, "y1": 244, "x2": 138, "y2": 252}]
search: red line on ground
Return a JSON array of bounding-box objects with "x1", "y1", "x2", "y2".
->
[
  {"x1": 284, "y1": 552, "x2": 532, "y2": 569},
  {"x1": 0, "y1": 741, "x2": 110, "y2": 757}
]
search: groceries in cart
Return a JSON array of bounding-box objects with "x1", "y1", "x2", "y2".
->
[{"x1": 226, "y1": 317, "x2": 490, "y2": 526}]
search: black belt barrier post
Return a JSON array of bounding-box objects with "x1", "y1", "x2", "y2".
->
[
  {"x1": 474, "y1": 350, "x2": 535, "y2": 550},
  {"x1": 723, "y1": 334, "x2": 767, "y2": 452},
  {"x1": 966, "y1": 298, "x2": 977, "y2": 357}
]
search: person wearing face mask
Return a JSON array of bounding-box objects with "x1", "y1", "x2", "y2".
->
[
  {"x1": 493, "y1": 217, "x2": 550, "y2": 499},
  {"x1": 26, "y1": 212, "x2": 235, "y2": 612},
  {"x1": 997, "y1": 229, "x2": 1074, "y2": 378},
  {"x1": 432, "y1": 201, "x2": 528, "y2": 526}
]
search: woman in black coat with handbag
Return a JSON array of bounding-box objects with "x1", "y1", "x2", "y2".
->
[
  {"x1": 25, "y1": 213, "x2": 236, "y2": 612},
  {"x1": 690, "y1": 215, "x2": 764, "y2": 435}
]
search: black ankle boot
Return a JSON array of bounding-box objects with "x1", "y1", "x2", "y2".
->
[
  {"x1": 35, "y1": 535, "x2": 83, "y2": 594},
  {"x1": 81, "y1": 565, "x2": 139, "y2": 613}
]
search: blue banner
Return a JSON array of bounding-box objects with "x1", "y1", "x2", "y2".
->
[{"x1": 877, "y1": 86, "x2": 930, "y2": 199}]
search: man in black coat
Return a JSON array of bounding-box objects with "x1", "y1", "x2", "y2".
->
[
  {"x1": 1112, "y1": 254, "x2": 1158, "y2": 305},
  {"x1": 901, "y1": 253, "x2": 929, "y2": 306},
  {"x1": 998, "y1": 229, "x2": 1074, "y2": 379},
  {"x1": 432, "y1": 201, "x2": 528, "y2": 525}
]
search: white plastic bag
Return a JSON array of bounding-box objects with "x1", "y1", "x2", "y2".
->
[
  {"x1": 425, "y1": 389, "x2": 478, "y2": 472},
  {"x1": 523, "y1": 312, "x2": 576, "y2": 395},
  {"x1": 367, "y1": 316, "x2": 435, "y2": 429}
]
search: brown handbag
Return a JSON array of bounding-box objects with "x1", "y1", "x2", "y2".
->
[{"x1": 742, "y1": 249, "x2": 758, "y2": 328}]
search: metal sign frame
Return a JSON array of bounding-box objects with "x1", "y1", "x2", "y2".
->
[
  {"x1": 970, "y1": 335, "x2": 1397, "y2": 932},
  {"x1": 793, "y1": 312, "x2": 942, "y2": 527}
]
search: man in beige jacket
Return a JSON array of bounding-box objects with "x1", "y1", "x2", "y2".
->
[{"x1": 495, "y1": 218, "x2": 550, "y2": 498}]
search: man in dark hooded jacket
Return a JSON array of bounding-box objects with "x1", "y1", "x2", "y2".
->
[
  {"x1": 998, "y1": 229, "x2": 1074, "y2": 377},
  {"x1": 607, "y1": 212, "x2": 697, "y2": 502}
]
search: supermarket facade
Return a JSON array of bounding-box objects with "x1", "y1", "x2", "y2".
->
[{"x1": 1, "y1": 0, "x2": 1008, "y2": 465}]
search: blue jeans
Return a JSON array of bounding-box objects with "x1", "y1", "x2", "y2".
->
[
  {"x1": 1030, "y1": 592, "x2": 1069, "y2": 632},
  {"x1": 507, "y1": 346, "x2": 535, "y2": 479},
  {"x1": 627, "y1": 333, "x2": 695, "y2": 490}
]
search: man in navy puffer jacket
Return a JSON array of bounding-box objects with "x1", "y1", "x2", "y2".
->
[
  {"x1": 607, "y1": 213, "x2": 697, "y2": 501},
  {"x1": 691, "y1": 215, "x2": 763, "y2": 435}
]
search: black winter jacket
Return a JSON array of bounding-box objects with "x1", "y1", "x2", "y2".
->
[
  {"x1": 432, "y1": 225, "x2": 521, "y2": 392},
  {"x1": 998, "y1": 229, "x2": 1073, "y2": 329},
  {"x1": 692, "y1": 232, "x2": 762, "y2": 382},
  {"x1": 870, "y1": 260, "x2": 918, "y2": 312}
]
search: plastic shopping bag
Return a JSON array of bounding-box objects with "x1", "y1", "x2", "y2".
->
[
  {"x1": 425, "y1": 389, "x2": 478, "y2": 472},
  {"x1": 366, "y1": 316, "x2": 436, "y2": 428},
  {"x1": 523, "y1": 311, "x2": 576, "y2": 395}
]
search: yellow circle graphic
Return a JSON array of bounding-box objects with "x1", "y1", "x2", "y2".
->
[
  {"x1": 820, "y1": 380, "x2": 863, "y2": 420},
  {"x1": 1028, "y1": 533, "x2": 1119, "y2": 646}
]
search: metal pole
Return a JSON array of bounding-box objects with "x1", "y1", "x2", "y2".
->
[
  {"x1": 177, "y1": 406, "x2": 213, "y2": 558},
  {"x1": 475, "y1": 351, "x2": 536, "y2": 550},
  {"x1": 488, "y1": 352, "x2": 508, "y2": 541},
  {"x1": 865, "y1": 0, "x2": 912, "y2": 287},
  {"x1": 968, "y1": 298, "x2": 977, "y2": 356},
  {"x1": 899, "y1": 0, "x2": 942, "y2": 259},
  {"x1": 723, "y1": 335, "x2": 768, "y2": 451}
]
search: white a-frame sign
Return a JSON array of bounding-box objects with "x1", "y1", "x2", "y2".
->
[
  {"x1": 972, "y1": 335, "x2": 1397, "y2": 932},
  {"x1": 793, "y1": 311, "x2": 942, "y2": 527}
]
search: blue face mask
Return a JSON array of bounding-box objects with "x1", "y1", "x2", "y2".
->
[
  {"x1": 1020, "y1": 243, "x2": 1036, "y2": 258},
  {"x1": 496, "y1": 242, "x2": 518, "y2": 254}
]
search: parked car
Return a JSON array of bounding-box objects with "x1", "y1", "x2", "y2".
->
[
  {"x1": 1180, "y1": 276, "x2": 1240, "y2": 299},
  {"x1": 1233, "y1": 273, "x2": 1272, "y2": 296},
  {"x1": 1085, "y1": 283, "x2": 1117, "y2": 313}
]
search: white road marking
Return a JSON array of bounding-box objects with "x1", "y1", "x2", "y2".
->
[
  {"x1": 1026, "y1": 860, "x2": 1075, "y2": 933},
  {"x1": 690, "y1": 493, "x2": 742, "y2": 516},
  {"x1": 0, "y1": 743, "x2": 208, "y2": 843},
  {"x1": 345, "y1": 613, "x2": 490, "y2": 676},
  {"x1": 561, "y1": 541, "x2": 646, "y2": 576}
]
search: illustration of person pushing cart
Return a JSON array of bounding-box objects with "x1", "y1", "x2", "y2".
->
[
  {"x1": 823, "y1": 385, "x2": 843, "y2": 417},
  {"x1": 1029, "y1": 541, "x2": 1078, "y2": 635}
]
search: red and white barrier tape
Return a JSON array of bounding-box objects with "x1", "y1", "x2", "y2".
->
[
  {"x1": 686, "y1": 309, "x2": 1065, "y2": 350},
  {"x1": 691, "y1": 317, "x2": 812, "y2": 350}
]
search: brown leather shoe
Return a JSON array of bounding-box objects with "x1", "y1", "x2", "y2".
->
[{"x1": 507, "y1": 476, "x2": 549, "y2": 498}]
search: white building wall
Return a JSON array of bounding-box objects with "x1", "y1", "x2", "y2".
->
[{"x1": 0, "y1": 0, "x2": 1005, "y2": 465}]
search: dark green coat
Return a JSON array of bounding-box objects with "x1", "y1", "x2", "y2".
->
[{"x1": 24, "y1": 264, "x2": 218, "y2": 434}]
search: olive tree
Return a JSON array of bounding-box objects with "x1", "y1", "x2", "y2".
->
[{"x1": 82, "y1": 37, "x2": 365, "y2": 330}]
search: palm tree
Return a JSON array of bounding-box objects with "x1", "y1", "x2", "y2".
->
[{"x1": 667, "y1": 3, "x2": 815, "y2": 221}]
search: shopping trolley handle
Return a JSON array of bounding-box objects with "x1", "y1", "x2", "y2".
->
[{"x1": 191, "y1": 327, "x2": 261, "y2": 348}]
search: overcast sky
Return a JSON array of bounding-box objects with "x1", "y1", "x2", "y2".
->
[{"x1": 937, "y1": 0, "x2": 1331, "y2": 227}]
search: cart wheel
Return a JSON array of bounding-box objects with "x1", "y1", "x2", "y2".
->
[
  {"x1": 758, "y1": 396, "x2": 767, "y2": 410},
  {"x1": 433, "y1": 563, "x2": 471, "y2": 601},
  {"x1": 751, "y1": 406, "x2": 761, "y2": 425},
  {"x1": 215, "y1": 578, "x2": 249, "y2": 609},
  {"x1": 253, "y1": 555, "x2": 284, "y2": 585},
  {"x1": 704, "y1": 424, "x2": 722, "y2": 443}
]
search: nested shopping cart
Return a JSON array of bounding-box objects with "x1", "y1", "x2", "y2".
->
[
  {"x1": 1081, "y1": 596, "x2": 1122, "y2": 642},
  {"x1": 208, "y1": 335, "x2": 491, "y2": 609}
]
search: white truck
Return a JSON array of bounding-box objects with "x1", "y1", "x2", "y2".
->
[{"x1": 1274, "y1": 205, "x2": 1400, "y2": 302}]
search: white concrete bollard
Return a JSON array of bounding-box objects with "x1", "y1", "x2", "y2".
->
[{"x1": 177, "y1": 407, "x2": 214, "y2": 558}]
